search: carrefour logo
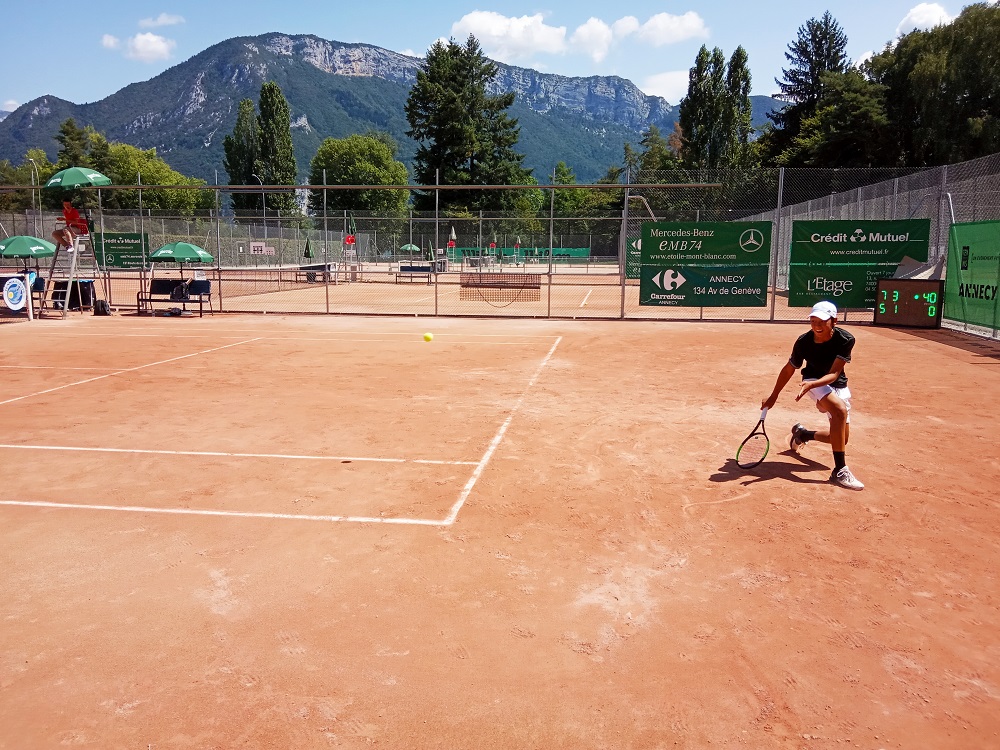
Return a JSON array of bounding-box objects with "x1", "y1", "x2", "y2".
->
[{"x1": 651, "y1": 269, "x2": 687, "y2": 290}]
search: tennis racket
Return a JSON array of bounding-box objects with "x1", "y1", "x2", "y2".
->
[{"x1": 736, "y1": 408, "x2": 770, "y2": 469}]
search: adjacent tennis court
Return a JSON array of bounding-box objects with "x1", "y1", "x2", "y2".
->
[{"x1": 1, "y1": 314, "x2": 998, "y2": 748}]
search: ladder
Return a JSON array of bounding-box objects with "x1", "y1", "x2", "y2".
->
[{"x1": 42, "y1": 231, "x2": 103, "y2": 319}]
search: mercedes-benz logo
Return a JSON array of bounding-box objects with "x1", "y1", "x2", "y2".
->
[{"x1": 739, "y1": 229, "x2": 764, "y2": 253}]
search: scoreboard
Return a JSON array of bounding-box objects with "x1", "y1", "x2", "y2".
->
[{"x1": 873, "y1": 278, "x2": 944, "y2": 328}]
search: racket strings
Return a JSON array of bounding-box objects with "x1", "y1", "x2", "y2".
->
[{"x1": 737, "y1": 433, "x2": 768, "y2": 467}]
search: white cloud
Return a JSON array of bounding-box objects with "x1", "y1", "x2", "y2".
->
[
  {"x1": 570, "y1": 19, "x2": 614, "y2": 62},
  {"x1": 896, "y1": 3, "x2": 954, "y2": 36},
  {"x1": 101, "y1": 34, "x2": 121, "y2": 49},
  {"x1": 452, "y1": 11, "x2": 567, "y2": 62},
  {"x1": 612, "y1": 16, "x2": 641, "y2": 38},
  {"x1": 855, "y1": 50, "x2": 875, "y2": 69},
  {"x1": 641, "y1": 71, "x2": 690, "y2": 103},
  {"x1": 636, "y1": 12, "x2": 709, "y2": 46},
  {"x1": 125, "y1": 33, "x2": 176, "y2": 63},
  {"x1": 2, "y1": 99, "x2": 18, "y2": 111},
  {"x1": 139, "y1": 13, "x2": 185, "y2": 29}
]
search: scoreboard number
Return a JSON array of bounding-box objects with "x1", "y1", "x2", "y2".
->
[{"x1": 873, "y1": 278, "x2": 944, "y2": 329}]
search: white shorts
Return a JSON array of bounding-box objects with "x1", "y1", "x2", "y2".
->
[{"x1": 803, "y1": 381, "x2": 852, "y2": 423}]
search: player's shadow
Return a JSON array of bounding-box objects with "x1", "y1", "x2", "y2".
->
[{"x1": 710, "y1": 450, "x2": 830, "y2": 486}]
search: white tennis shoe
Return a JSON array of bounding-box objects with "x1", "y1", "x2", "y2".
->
[{"x1": 831, "y1": 466, "x2": 864, "y2": 490}]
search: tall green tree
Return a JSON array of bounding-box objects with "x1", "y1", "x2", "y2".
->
[
  {"x1": 777, "y1": 70, "x2": 891, "y2": 167},
  {"x1": 308, "y1": 133, "x2": 409, "y2": 214},
  {"x1": 760, "y1": 12, "x2": 851, "y2": 163},
  {"x1": 405, "y1": 35, "x2": 532, "y2": 212},
  {"x1": 677, "y1": 46, "x2": 752, "y2": 169},
  {"x1": 256, "y1": 81, "x2": 298, "y2": 215},
  {"x1": 55, "y1": 118, "x2": 91, "y2": 168},
  {"x1": 722, "y1": 47, "x2": 754, "y2": 170},
  {"x1": 223, "y1": 99, "x2": 261, "y2": 212},
  {"x1": 867, "y1": 3, "x2": 1000, "y2": 165}
]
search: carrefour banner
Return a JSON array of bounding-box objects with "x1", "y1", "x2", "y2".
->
[
  {"x1": 789, "y1": 220, "x2": 930, "y2": 308},
  {"x1": 639, "y1": 221, "x2": 772, "y2": 306},
  {"x1": 945, "y1": 221, "x2": 1000, "y2": 327}
]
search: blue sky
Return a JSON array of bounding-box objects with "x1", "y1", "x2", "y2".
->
[{"x1": 0, "y1": 1, "x2": 989, "y2": 112}]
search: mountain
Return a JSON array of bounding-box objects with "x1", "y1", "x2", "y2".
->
[
  {"x1": 0, "y1": 110, "x2": 10, "y2": 123},
  {"x1": 0, "y1": 33, "x2": 780, "y2": 184}
]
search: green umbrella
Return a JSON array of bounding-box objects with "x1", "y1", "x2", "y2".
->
[
  {"x1": 0, "y1": 235, "x2": 57, "y2": 260},
  {"x1": 43, "y1": 167, "x2": 113, "y2": 190},
  {"x1": 150, "y1": 241, "x2": 214, "y2": 264},
  {"x1": 303, "y1": 238, "x2": 314, "y2": 259},
  {"x1": 400, "y1": 244, "x2": 420, "y2": 253}
]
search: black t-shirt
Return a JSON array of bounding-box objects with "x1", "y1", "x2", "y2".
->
[{"x1": 789, "y1": 327, "x2": 855, "y2": 388}]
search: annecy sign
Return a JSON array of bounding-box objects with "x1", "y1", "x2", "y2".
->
[
  {"x1": 639, "y1": 222, "x2": 772, "y2": 307},
  {"x1": 789, "y1": 220, "x2": 930, "y2": 308}
]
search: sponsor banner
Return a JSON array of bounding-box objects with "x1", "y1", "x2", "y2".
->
[
  {"x1": 788, "y1": 219, "x2": 930, "y2": 308},
  {"x1": 626, "y1": 236, "x2": 641, "y2": 279},
  {"x1": 639, "y1": 221, "x2": 772, "y2": 307},
  {"x1": 641, "y1": 221, "x2": 772, "y2": 266},
  {"x1": 788, "y1": 264, "x2": 900, "y2": 309},
  {"x1": 945, "y1": 221, "x2": 1000, "y2": 327},
  {"x1": 640, "y1": 265, "x2": 770, "y2": 307},
  {"x1": 93, "y1": 232, "x2": 149, "y2": 268},
  {"x1": 790, "y1": 220, "x2": 929, "y2": 265}
]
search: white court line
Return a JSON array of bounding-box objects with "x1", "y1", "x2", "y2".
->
[
  {"x1": 0, "y1": 335, "x2": 560, "y2": 527},
  {"x1": 0, "y1": 365, "x2": 116, "y2": 371},
  {"x1": 579, "y1": 289, "x2": 593, "y2": 308},
  {"x1": 0, "y1": 338, "x2": 261, "y2": 407},
  {"x1": 443, "y1": 335, "x2": 562, "y2": 525},
  {"x1": 414, "y1": 289, "x2": 459, "y2": 303},
  {"x1": 16, "y1": 332, "x2": 543, "y2": 345},
  {"x1": 0, "y1": 500, "x2": 446, "y2": 526},
  {"x1": 0, "y1": 444, "x2": 476, "y2": 466}
]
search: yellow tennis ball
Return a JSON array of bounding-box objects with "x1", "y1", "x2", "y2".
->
[{"x1": 423, "y1": 332, "x2": 433, "y2": 342}]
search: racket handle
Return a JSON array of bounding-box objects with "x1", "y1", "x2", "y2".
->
[{"x1": 760, "y1": 407, "x2": 768, "y2": 420}]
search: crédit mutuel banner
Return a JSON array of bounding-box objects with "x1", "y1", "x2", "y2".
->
[
  {"x1": 789, "y1": 220, "x2": 930, "y2": 308},
  {"x1": 639, "y1": 222, "x2": 772, "y2": 306}
]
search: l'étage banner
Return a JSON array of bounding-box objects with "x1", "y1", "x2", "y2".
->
[
  {"x1": 788, "y1": 220, "x2": 930, "y2": 308},
  {"x1": 639, "y1": 221, "x2": 772, "y2": 306}
]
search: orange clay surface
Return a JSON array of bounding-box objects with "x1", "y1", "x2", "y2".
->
[{"x1": 1, "y1": 314, "x2": 998, "y2": 749}]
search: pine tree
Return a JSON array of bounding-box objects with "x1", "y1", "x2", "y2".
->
[
  {"x1": 679, "y1": 46, "x2": 750, "y2": 169},
  {"x1": 405, "y1": 35, "x2": 531, "y2": 212},
  {"x1": 256, "y1": 81, "x2": 297, "y2": 215},
  {"x1": 55, "y1": 118, "x2": 91, "y2": 168},
  {"x1": 223, "y1": 99, "x2": 261, "y2": 212},
  {"x1": 761, "y1": 12, "x2": 850, "y2": 162}
]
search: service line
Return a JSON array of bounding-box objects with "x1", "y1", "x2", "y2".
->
[
  {"x1": 0, "y1": 444, "x2": 477, "y2": 466},
  {"x1": 0, "y1": 338, "x2": 262, "y2": 407}
]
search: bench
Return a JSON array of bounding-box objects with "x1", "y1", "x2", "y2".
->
[
  {"x1": 137, "y1": 277, "x2": 212, "y2": 317},
  {"x1": 459, "y1": 272, "x2": 541, "y2": 302},
  {"x1": 396, "y1": 264, "x2": 433, "y2": 284},
  {"x1": 295, "y1": 262, "x2": 338, "y2": 283}
]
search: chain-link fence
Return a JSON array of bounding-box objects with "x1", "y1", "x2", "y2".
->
[{"x1": 2, "y1": 154, "x2": 999, "y2": 332}]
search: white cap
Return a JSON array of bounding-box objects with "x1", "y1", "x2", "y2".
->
[{"x1": 809, "y1": 301, "x2": 837, "y2": 320}]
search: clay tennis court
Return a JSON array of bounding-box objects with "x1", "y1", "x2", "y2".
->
[{"x1": 1, "y1": 314, "x2": 998, "y2": 748}]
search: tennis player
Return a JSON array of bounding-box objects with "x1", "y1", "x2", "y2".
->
[{"x1": 761, "y1": 300, "x2": 864, "y2": 490}]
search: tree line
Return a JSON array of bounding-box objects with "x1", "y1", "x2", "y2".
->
[{"x1": 1, "y1": 3, "x2": 996, "y2": 219}]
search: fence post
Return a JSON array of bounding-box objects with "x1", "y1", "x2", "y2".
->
[
  {"x1": 620, "y1": 167, "x2": 630, "y2": 320},
  {"x1": 769, "y1": 167, "x2": 785, "y2": 322}
]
